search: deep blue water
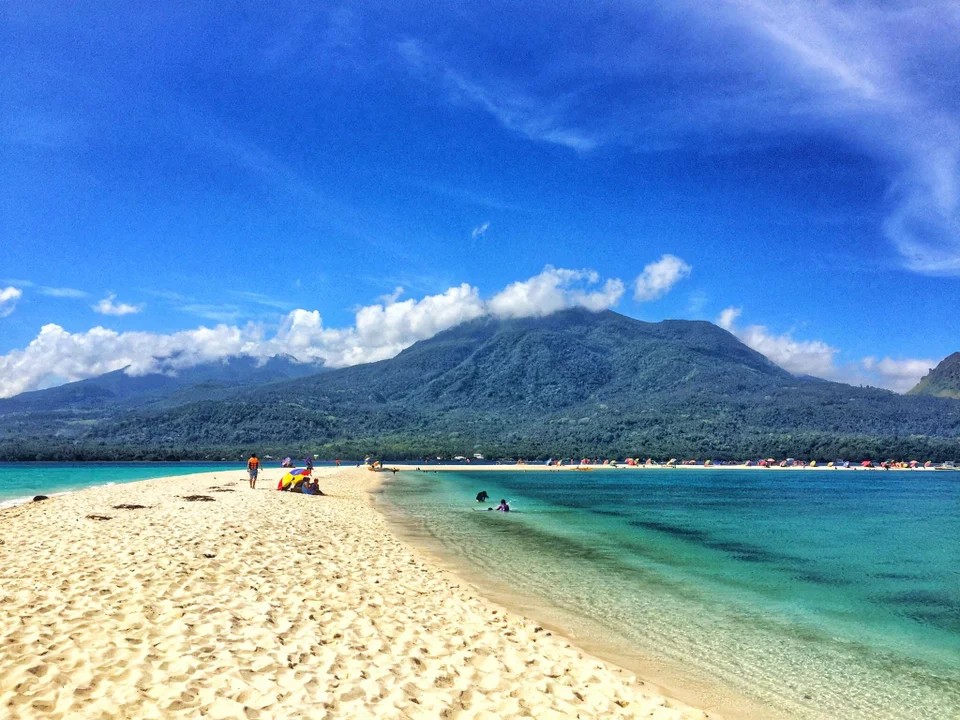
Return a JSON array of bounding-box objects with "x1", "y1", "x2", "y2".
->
[{"x1": 380, "y1": 468, "x2": 960, "y2": 720}]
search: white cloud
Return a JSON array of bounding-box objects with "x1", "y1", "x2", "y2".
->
[
  {"x1": 403, "y1": 4, "x2": 960, "y2": 273},
  {"x1": 883, "y1": 145, "x2": 960, "y2": 275},
  {"x1": 719, "y1": 310, "x2": 838, "y2": 378},
  {"x1": 398, "y1": 39, "x2": 598, "y2": 152},
  {"x1": 857, "y1": 357, "x2": 938, "y2": 394},
  {"x1": 447, "y1": 70, "x2": 598, "y2": 152},
  {"x1": 265, "y1": 283, "x2": 489, "y2": 369},
  {"x1": 633, "y1": 255, "x2": 692, "y2": 301},
  {"x1": 488, "y1": 266, "x2": 624, "y2": 318},
  {"x1": 93, "y1": 294, "x2": 143, "y2": 316},
  {"x1": 228, "y1": 290, "x2": 295, "y2": 311},
  {"x1": 0, "y1": 322, "x2": 264, "y2": 398},
  {"x1": 38, "y1": 286, "x2": 89, "y2": 299},
  {"x1": 377, "y1": 286, "x2": 405, "y2": 305},
  {"x1": 177, "y1": 304, "x2": 244, "y2": 324},
  {"x1": 0, "y1": 267, "x2": 634, "y2": 398},
  {"x1": 355, "y1": 284, "x2": 485, "y2": 347},
  {"x1": 0, "y1": 287, "x2": 22, "y2": 318},
  {"x1": 471, "y1": 221, "x2": 490, "y2": 240},
  {"x1": 1, "y1": 269, "x2": 939, "y2": 398},
  {"x1": 717, "y1": 306, "x2": 934, "y2": 391},
  {"x1": 716, "y1": 305, "x2": 839, "y2": 378},
  {"x1": 717, "y1": 306, "x2": 742, "y2": 331},
  {"x1": 714, "y1": 1, "x2": 960, "y2": 274}
]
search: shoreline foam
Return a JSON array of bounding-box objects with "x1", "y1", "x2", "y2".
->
[{"x1": 0, "y1": 467, "x2": 712, "y2": 719}]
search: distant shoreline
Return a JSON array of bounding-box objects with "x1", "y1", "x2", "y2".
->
[{"x1": 376, "y1": 461, "x2": 955, "y2": 472}]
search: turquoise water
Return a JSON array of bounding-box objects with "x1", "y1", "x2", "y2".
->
[
  {"x1": 0, "y1": 462, "x2": 244, "y2": 506},
  {"x1": 380, "y1": 468, "x2": 960, "y2": 719}
]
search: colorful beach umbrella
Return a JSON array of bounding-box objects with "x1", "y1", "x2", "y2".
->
[{"x1": 277, "y1": 467, "x2": 311, "y2": 490}]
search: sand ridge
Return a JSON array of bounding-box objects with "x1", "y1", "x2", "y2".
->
[{"x1": 0, "y1": 467, "x2": 711, "y2": 719}]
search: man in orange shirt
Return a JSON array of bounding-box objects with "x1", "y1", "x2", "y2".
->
[{"x1": 247, "y1": 453, "x2": 260, "y2": 489}]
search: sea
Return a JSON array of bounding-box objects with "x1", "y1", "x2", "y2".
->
[
  {"x1": 377, "y1": 467, "x2": 960, "y2": 720},
  {"x1": 0, "y1": 461, "x2": 245, "y2": 508},
  {"x1": 0, "y1": 461, "x2": 354, "y2": 507}
]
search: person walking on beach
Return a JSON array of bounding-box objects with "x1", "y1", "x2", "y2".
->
[{"x1": 247, "y1": 453, "x2": 260, "y2": 489}]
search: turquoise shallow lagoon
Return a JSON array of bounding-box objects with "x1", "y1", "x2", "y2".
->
[
  {"x1": 0, "y1": 462, "x2": 242, "y2": 506},
  {"x1": 380, "y1": 468, "x2": 960, "y2": 719}
]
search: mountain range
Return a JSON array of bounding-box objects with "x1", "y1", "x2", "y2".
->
[
  {"x1": 1, "y1": 309, "x2": 958, "y2": 461},
  {"x1": 0, "y1": 355, "x2": 324, "y2": 415}
]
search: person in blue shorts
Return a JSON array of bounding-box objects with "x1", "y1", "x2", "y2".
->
[{"x1": 247, "y1": 453, "x2": 260, "y2": 489}]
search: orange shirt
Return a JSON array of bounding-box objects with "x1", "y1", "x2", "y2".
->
[{"x1": 247, "y1": 457, "x2": 260, "y2": 470}]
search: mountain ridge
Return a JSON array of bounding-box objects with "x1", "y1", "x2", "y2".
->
[
  {"x1": 0, "y1": 355, "x2": 325, "y2": 415},
  {"x1": 1, "y1": 309, "x2": 957, "y2": 460},
  {"x1": 909, "y1": 353, "x2": 960, "y2": 399}
]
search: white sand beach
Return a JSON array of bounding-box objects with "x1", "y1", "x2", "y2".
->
[{"x1": 0, "y1": 466, "x2": 713, "y2": 719}]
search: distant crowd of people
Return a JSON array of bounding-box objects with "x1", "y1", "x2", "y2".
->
[{"x1": 527, "y1": 456, "x2": 948, "y2": 469}]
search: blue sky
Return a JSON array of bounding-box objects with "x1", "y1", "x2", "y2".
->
[{"x1": 2, "y1": 1, "x2": 958, "y2": 397}]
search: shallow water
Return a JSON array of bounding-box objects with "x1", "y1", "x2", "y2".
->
[
  {"x1": 380, "y1": 468, "x2": 960, "y2": 720},
  {"x1": 0, "y1": 462, "x2": 243, "y2": 507}
]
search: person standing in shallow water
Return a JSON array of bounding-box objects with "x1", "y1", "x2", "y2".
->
[{"x1": 247, "y1": 453, "x2": 260, "y2": 489}]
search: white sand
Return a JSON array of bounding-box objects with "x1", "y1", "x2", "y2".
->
[{"x1": 0, "y1": 467, "x2": 715, "y2": 719}]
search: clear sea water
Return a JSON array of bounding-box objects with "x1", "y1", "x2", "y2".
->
[
  {"x1": 0, "y1": 462, "x2": 245, "y2": 507},
  {"x1": 379, "y1": 468, "x2": 960, "y2": 720}
]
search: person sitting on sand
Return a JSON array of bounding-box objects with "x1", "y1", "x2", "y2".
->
[
  {"x1": 301, "y1": 478, "x2": 324, "y2": 496},
  {"x1": 476, "y1": 490, "x2": 489, "y2": 502},
  {"x1": 290, "y1": 474, "x2": 310, "y2": 493},
  {"x1": 495, "y1": 498, "x2": 510, "y2": 512}
]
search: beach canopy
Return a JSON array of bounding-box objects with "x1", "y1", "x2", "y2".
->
[
  {"x1": 861, "y1": 460, "x2": 873, "y2": 467},
  {"x1": 278, "y1": 467, "x2": 311, "y2": 490}
]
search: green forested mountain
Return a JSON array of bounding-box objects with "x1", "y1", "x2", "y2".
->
[
  {"x1": 1, "y1": 309, "x2": 958, "y2": 460},
  {"x1": 0, "y1": 355, "x2": 324, "y2": 448},
  {"x1": 0, "y1": 355, "x2": 324, "y2": 414},
  {"x1": 909, "y1": 353, "x2": 960, "y2": 399}
]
